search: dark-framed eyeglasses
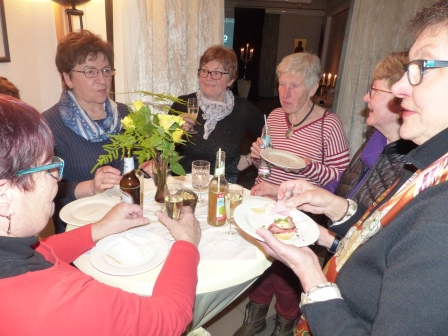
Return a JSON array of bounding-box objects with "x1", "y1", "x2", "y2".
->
[
  {"x1": 197, "y1": 68, "x2": 229, "y2": 80},
  {"x1": 404, "y1": 59, "x2": 448, "y2": 86},
  {"x1": 16, "y1": 156, "x2": 65, "y2": 182},
  {"x1": 71, "y1": 67, "x2": 116, "y2": 78},
  {"x1": 369, "y1": 86, "x2": 392, "y2": 99}
]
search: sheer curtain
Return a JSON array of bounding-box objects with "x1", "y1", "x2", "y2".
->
[{"x1": 113, "y1": 0, "x2": 224, "y2": 106}]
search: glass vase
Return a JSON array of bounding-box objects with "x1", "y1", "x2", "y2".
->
[{"x1": 153, "y1": 152, "x2": 168, "y2": 203}]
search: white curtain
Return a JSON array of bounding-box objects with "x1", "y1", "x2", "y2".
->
[{"x1": 114, "y1": 0, "x2": 224, "y2": 106}]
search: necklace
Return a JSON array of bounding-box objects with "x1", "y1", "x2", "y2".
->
[{"x1": 285, "y1": 103, "x2": 315, "y2": 138}]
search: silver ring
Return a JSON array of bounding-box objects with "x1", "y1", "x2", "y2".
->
[{"x1": 101, "y1": 179, "x2": 104, "y2": 184}]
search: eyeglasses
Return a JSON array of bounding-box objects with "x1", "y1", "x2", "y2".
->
[
  {"x1": 404, "y1": 59, "x2": 448, "y2": 86},
  {"x1": 16, "y1": 156, "x2": 65, "y2": 182},
  {"x1": 71, "y1": 67, "x2": 116, "y2": 78},
  {"x1": 197, "y1": 68, "x2": 229, "y2": 80},
  {"x1": 369, "y1": 86, "x2": 392, "y2": 99}
]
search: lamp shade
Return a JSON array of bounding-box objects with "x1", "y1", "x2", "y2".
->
[{"x1": 52, "y1": 0, "x2": 91, "y2": 6}]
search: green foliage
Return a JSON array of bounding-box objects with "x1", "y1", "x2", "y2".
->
[{"x1": 91, "y1": 91, "x2": 189, "y2": 174}]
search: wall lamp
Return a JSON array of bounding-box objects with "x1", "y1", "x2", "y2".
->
[{"x1": 52, "y1": 0, "x2": 91, "y2": 32}]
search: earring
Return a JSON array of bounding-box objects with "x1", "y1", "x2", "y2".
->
[{"x1": 6, "y1": 215, "x2": 11, "y2": 235}]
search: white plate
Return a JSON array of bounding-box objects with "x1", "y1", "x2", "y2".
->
[
  {"x1": 90, "y1": 231, "x2": 169, "y2": 276},
  {"x1": 234, "y1": 199, "x2": 319, "y2": 247},
  {"x1": 106, "y1": 184, "x2": 156, "y2": 200},
  {"x1": 260, "y1": 149, "x2": 306, "y2": 170},
  {"x1": 60, "y1": 197, "x2": 120, "y2": 227}
]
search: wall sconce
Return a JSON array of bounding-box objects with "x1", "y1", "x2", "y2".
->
[{"x1": 52, "y1": 0, "x2": 91, "y2": 32}]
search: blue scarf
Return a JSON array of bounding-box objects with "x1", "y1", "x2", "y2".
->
[{"x1": 59, "y1": 90, "x2": 121, "y2": 142}]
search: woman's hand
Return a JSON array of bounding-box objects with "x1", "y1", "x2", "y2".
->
[
  {"x1": 278, "y1": 179, "x2": 349, "y2": 221},
  {"x1": 140, "y1": 160, "x2": 154, "y2": 179},
  {"x1": 250, "y1": 137, "x2": 263, "y2": 159},
  {"x1": 251, "y1": 181, "x2": 279, "y2": 198},
  {"x1": 158, "y1": 207, "x2": 201, "y2": 246},
  {"x1": 256, "y1": 228, "x2": 327, "y2": 292},
  {"x1": 179, "y1": 113, "x2": 196, "y2": 132},
  {"x1": 91, "y1": 202, "x2": 149, "y2": 242},
  {"x1": 74, "y1": 166, "x2": 121, "y2": 199}
]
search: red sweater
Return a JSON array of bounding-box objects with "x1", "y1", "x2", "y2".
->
[{"x1": 0, "y1": 225, "x2": 200, "y2": 336}]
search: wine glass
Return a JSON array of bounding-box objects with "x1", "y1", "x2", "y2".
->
[
  {"x1": 223, "y1": 184, "x2": 243, "y2": 240},
  {"x1": 187, "y1": 98, "x2": 199, "y2": 134},
  {"x1": 191, "y1": 160, "x2": 210, "y2": 204}
]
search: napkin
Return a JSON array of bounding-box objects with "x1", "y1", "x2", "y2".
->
[{"x1": 108, "y1": 233, "x2": 156, "y2": 259}]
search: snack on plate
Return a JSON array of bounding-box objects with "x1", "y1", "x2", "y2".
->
[
  {"x1": 250, "y1": 202, "x2": 275, "y2": 215},
  {"x1": 268, "y1": 216, "x2": 297, "y2": 240}
]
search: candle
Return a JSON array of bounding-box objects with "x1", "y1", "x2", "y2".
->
[
  {"x1": 322, "y1": 73, "x2": 326, "y2": 85},
  {"x1": 241, "y1": 48, "x2": 244, "y2": 57},
  {"x1": 327, "y1": 73, "x2": 332, "y2": 86},
  {"x1": 250, "y1": 48, "x2": 253, "y2": 57},
  {"x1": 333, "y1": 74, "x2": 337, "y2": 87}
]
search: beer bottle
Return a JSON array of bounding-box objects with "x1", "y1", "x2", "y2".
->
[
  {"x1": 120, "y1": 148, "x2": 141, "y2": 205},
  {"x1": 207, "y1": 149, "x2": 228, "y2": 226}
]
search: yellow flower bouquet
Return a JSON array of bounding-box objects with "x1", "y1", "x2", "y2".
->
[{"x1": 92, "y1": 92, "x2": 188, "y2": 176}]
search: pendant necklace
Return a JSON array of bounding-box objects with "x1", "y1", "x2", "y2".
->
[{"x1": 285, "y1": 103, "x2": 315, "y2": 138}]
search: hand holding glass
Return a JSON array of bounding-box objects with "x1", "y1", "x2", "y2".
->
[
  {"x1": 224, "y1": 184, "x2": 244, "y2": 239},
  {"x1": 192, "y1": 160, "x2": 210, "y2": 204},
  {"x1": 164, "y1": 183, "x2": 183, "y2": 220},
  {"x1": 187, "y1": 98, "x2": 199, "y2": 135}
]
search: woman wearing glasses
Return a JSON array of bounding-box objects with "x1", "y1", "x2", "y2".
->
[
  {"x1": 250, "y1": 2, "x2": 448, "y2": 335},
  {"x1": 171, "y1": 45, "x2": 264, "y2": 183},
  {"x1": 43, "y1": 30, "x2": 127, "y2": 233}
]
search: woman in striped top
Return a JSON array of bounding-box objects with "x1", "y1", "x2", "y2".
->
[{"x1": 234, "y1": 53, "x2": 349, "y2": 336}]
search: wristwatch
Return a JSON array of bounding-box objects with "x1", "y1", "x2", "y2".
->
[{"x1": 332, "y1": 199, "x2": 357, "y2": 225}]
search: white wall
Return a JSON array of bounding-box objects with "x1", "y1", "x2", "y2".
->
[{"x1": 0, "y1": 0, "x2": 107, "y2": 112}]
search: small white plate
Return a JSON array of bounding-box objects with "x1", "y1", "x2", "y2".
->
[
  {"x1": 234, "y1": 199, "x2": 319, "y2": 247},
  {"x1": 260, "y1": 149, "x2": 306, "y2": 170},
  {"x1": 90, "y1": 231, "x2": 169, "y2": 276},
  {"x1": 60, "y1": 197, "x2": 120, "y2": 227}
]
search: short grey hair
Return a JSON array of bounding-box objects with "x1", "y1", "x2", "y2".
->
[{"x1": 276, "y1": 52, "x2": 322, "y2": 90}]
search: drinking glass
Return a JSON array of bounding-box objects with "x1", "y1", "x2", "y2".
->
[
  {"x1": 223, "y1": 184, "x2": 243, "y2": 240},
  {"x1": 191, "y1": 160, "x2": 210, "y2": 205},
  {"x1": 164, "y1": 183, "x2": 183, "y2": 220},
  {"x1": 187, "y1": 98, "x2": 199, "y2": 135},
  {"x1": 135, "y1": 170, "x2": 144, "y2": 207}
]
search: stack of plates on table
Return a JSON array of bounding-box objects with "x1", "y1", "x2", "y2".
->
[{"x1": 90, "y1": 230, "x2": 169, "y2": 276}]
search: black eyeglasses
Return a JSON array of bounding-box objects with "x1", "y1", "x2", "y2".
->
[
  {"x1": 197, "y1": 69, "x2": 229, "y2": 80},
  {"x1": 404, "y1": 59, "x2": 448, "y2": 86},
  {"x1": 71, "y1": 67, "x2": 116, "y2": 78},
  {"x1": 369, "y1": 86, "x2": 392, "y2": 99},
  {"x1": 15, "y1": 156, "x2": 65, "y2": 182}
]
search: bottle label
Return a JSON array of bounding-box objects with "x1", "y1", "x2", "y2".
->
[
  {"x1": 215, "y1": 192, "x2": 226, "y2": 221},
  {"x1": 123, "y1": 157, "x2": 135, "y2": 174},
  {"x1": 121, "y1": 190, "x2": 134, "y2": 204},
  {"x1": 215, "y1": 166, "x2": 225, "y2": 176},
  {"x1": 261, "y1": 135, "x2": 272, "y2": 149}
]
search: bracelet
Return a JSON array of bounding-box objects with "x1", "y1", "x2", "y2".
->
[
  {"x1": 300, "y1": 282, "x2": 342, "y2": 307},
  {"x1": 327, "y1": 237, "x2": 340, "y2": 254},
  {"x1": 245, "y1": 154, "x2": 252, "y2": 166},
  {"x1": 332, "y1": 199, "x2": 357, "y2": 225}
]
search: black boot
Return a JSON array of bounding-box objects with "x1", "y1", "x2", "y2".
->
[
  {"x1": 270, "y1": 314, "x2": 296, "y2": 336},
  {"x1": 233, "y1": 300, "x2": 270, "y2": 336}
]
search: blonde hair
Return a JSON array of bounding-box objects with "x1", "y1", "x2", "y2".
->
[{"x1": 372, "y1": 52, "x2": 409, "y2": 88}]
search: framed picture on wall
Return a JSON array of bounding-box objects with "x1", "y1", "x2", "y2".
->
[
  {"x1": 0, "y1": 0, "x2": 10, "y2": 62},
  {"x1": 293, "y1": 38, "x2": 307, "y2": 53}
]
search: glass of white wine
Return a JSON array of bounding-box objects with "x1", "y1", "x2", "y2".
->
[
  {"x1": 164, "y1": 183, "x2": 183, "y2": 220},
  {"x1": 223, "y1": 184, "x2": 244, "y2": 240},
  {"x1": 187, "y1": 98, "x2": 199, "y2": 135},
  {"x1": 192, "y1": 160, "x2": 210, "y2": 205}
]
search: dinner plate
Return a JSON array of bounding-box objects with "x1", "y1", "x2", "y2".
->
[
  {"x1": 60, "y1": 197, "x2": 120, "y2": 227},
  {"x1": 234, "y1": 199, "x2": 319, "y2": 247},
  {"x1": 90, "y1": 231, "x2": 169, "y2": 276},
  {"x1": 106, "y1": 184, "x2": 156, "y2": 200},
  {"x1": 260, "y1": 149, "x2": 306, "y2": 170}
]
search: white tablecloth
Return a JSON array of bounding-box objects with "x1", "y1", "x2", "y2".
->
[{"x1": 64, "y1": 175, "x2": 272, "y2": 330}]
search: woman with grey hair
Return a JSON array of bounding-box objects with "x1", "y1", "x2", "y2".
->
[{"x1": 234, "y1": 53, "x2": 349, "y2": 336}]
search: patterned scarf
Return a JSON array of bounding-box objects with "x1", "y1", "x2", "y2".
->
[
  {"x1": 296, "y1": 151, "x2": 448, "y2": 335},
  {"x1": 197, "y1": 88, "x2": 234, "y2": 140},
  {"x1": 59, "y1": 90, "x2": 121, "y2": 142}
]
